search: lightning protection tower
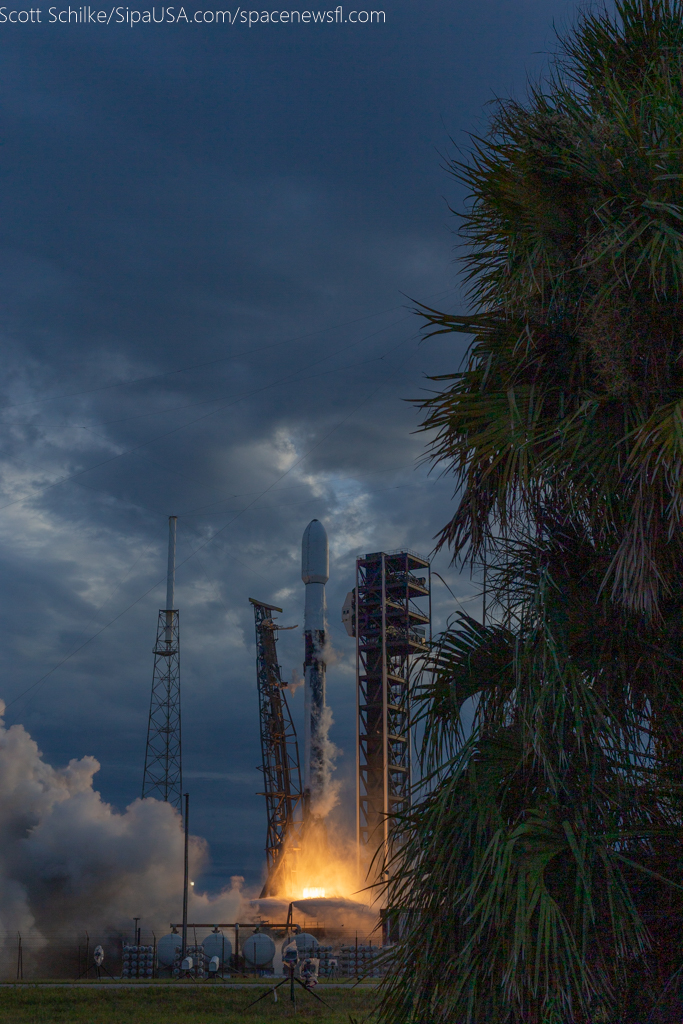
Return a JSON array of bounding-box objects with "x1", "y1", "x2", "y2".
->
[
  {"x1": 352, "y1": 550, "x2": 430, "y2": 883},
  {"x1": 250, "y1": 598, "x2": 304, "y2": 898},
  {"x1": 142, "y1": 516, "x2": 182, "y2": 814}
]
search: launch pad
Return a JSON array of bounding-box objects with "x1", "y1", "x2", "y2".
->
[{"x1": 248, "y1": 521, "x2": 430, "y2": 929}]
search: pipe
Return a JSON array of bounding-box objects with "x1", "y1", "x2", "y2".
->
[{"x1": 182, "y1": 792, "x2": 189, "y2": 958}]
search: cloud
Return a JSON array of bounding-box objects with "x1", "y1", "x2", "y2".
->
[
  {"x1": 0, "y1": 699, "x2": 251, "y2": 943},
  {"x1": 0, "y1": 0, "x2": 562, "y2": 888}
]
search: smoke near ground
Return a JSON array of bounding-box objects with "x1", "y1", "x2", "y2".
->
[{"x1": 0, "y1": 701, "x2": 249, "y2": 944}]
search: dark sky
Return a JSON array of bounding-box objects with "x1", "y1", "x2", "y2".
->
[{"x1": 0, "y1": 0, "x2": 581, "y2": 892}]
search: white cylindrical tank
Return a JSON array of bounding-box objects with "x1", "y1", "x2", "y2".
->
[
  {"x1": 294, "y1": 932, "x2": 320, "y2": 957},
  {"x1": 243, "y1": 933, "x2": 276, "y2": 967},
  {"x1": 203, "y1": 931, "x2": 232, "y2": 963},
  {"x1": 156, "y1": 933, "x2": 180, "y2": 968}
]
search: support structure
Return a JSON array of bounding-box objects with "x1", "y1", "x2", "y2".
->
[
  {"x1": 142, "y1": 516, "x2": 182, "y2": 813},
  {"x1": 250, "y1": 598, "x2": 304, "y2": 897},
  {"x1": 354, "y1": 550, "x2": 430, "y2": 882}
]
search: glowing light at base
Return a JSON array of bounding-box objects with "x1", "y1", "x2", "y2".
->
[{"x1": 272, "y1": 820, "x2": 369, "y2": 905}]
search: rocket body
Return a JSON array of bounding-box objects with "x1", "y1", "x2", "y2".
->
[{"x1": 301, "y1": 519, "x2": 329, "y2": 811}]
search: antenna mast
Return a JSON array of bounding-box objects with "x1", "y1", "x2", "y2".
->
[
  {"x1": 142, "y1": 516, "x2": 182, "y2": 813},
  {"x1": 250, "y1": 598, "x2": 304, "y2": 897}
]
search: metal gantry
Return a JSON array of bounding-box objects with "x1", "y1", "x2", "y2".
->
[
  {"x1": 142, "y1": 517, "x2": 182, "y2": 813},
  {"x1": 355, "y1": 550, "x2": 430, "y2": 881},
  {"x1": 250, "y1": 598, "x2": 304, "y2": 897}
]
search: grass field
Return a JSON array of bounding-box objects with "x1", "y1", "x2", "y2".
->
[{"x1": 0, "y1": 983, "x2": 378, "y2": 1023}]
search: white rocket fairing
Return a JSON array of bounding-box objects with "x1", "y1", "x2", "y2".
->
[{"x1": 301, "y1": 519, "x2": 329, "y2": 813}]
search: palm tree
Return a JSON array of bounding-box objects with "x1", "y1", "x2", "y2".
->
[{"x1": 377, "y1": 3, "x2": 683, "y2": 1022}]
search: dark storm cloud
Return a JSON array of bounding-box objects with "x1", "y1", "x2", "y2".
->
[{"x1": 0, "y1": 0, "x2": 580, "y2": 897}]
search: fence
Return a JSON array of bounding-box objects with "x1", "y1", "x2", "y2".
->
[
  {"x1": 0, "y1": 931, "x2": 390, "y2": 981},
  {"x1": 0, "y1": 934, "x2": 122, "y2": 980}
]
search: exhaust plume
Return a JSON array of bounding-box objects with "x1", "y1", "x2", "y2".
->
[
  {"x1": 0, "y1": 701, "x2": 248, "y2": 943},
  {"x1": 308, "y1": 703, "x2": 340, "y2": 818}
]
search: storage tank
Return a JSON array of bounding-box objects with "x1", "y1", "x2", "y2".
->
[
  {"x1": 203, "y1": 931, "x2": 232, "y2": 964},
  {"x1": 122, "y1": 943, "x2": 157, "y2": 978},
  {"x1": 294, "y1": 932, "x2": 319, "y2": 957},
  {"x1": 156, "y1": 933, "x2": 181, "y2": 969},
  {"x1": 243, "y1": 932, "x2": 276, "y2": 967}
]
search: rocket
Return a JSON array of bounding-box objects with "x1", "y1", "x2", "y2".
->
[{"x1": 301, "y1": 519, "x2": 329, "y2": 814}]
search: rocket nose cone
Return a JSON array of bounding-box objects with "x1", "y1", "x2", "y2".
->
[{"x1": 302, "y1": 519, "x2": 329, "y2": 584}]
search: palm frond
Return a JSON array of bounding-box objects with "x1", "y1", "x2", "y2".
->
[{"x1": 379, "y1": 4, "x2": 683, "y2": 1022}]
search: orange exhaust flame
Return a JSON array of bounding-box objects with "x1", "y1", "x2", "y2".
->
[{"x1": 274, "y1": 818, "x2": 371, "y2": 905}]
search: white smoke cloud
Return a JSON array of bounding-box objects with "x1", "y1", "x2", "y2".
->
[
  {"x1": 0, "y1": 701, "x2": 251, "y2": 944},
  {"x1": 310, "y1": 703, "x2": 341, "y2": 819},
  {"x1": 288, "y1": 667, "x2": 305, "y2": 695},
  {"x1": 305, "y1": 620, "x2": 342, "y2": 819},
  {"x1": 321, "y1": 635, "x2": 342, "y2": 667}
]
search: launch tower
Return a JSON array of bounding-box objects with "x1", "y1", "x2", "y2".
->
[
  {"x1": 351, "y1": 550, "x2": 430, "y2": 881},
  {"x1": 250, "y1": 598, "x2": 304, "y2": 897},
  {"x1": 142, "y1": 516, "x2": 182, "y2": 813}
]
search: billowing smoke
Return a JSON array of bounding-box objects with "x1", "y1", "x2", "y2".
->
[
  {"x1": 288, "y1": 667, "x2": 305, "y2": 695},
  {"x1": 308, "y1": 703, "x2": 341, "y2": 819},
  {"x1": 320, "y1": 635, "x2": 342, "y2": 668},
  {"x1": 0, "y1": 702, "x2": 249, "y2": 943}
]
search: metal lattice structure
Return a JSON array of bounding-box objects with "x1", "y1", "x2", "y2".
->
[
  {"x1": 355, "y1": 550, "x2": 430, "y2": 880},
  {"x1": 142, "y1": 517, "x2": 182, "y2": 813},
  {"x1": 250, "y1": 598, "x2": 304, "y2": 897}
]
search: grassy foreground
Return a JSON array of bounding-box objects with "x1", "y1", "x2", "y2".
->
[{"x1": 0, "y1": 983, "x2": 377, "y2": 1023}]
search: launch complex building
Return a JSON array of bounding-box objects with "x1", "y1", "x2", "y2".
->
[
  {"x1": 140, "y1": 517, "x2": 430, "y2": 910},
  {"x1": 249, "y1": 521, "x2": 431, "y2": 898}
]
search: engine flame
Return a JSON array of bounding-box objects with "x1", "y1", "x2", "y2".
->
[{"x1": 271, "y1": 817, "x2": 372, "y2": 908}]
